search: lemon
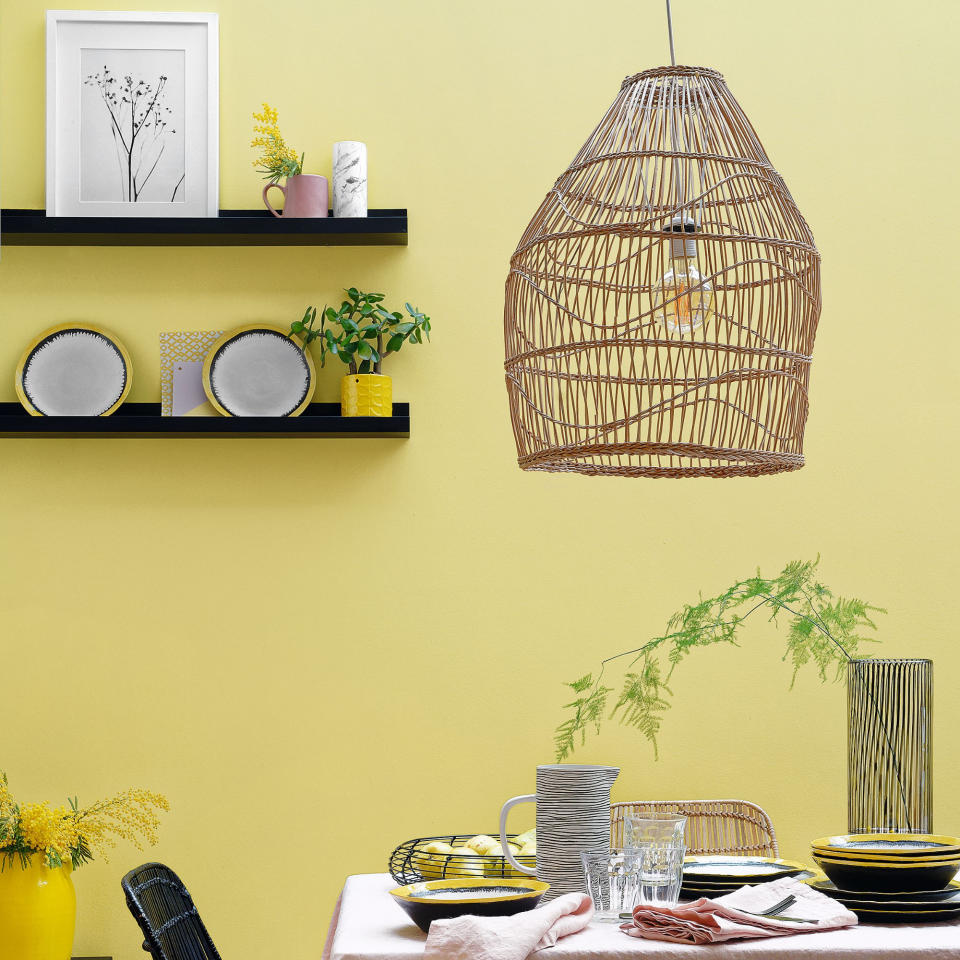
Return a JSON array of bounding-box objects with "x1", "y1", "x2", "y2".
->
[
  {"x1": 465, "y1": 835, "x2": 501, "y2": 856},
  {"x1": 413, "y1": 841, "x2": 455, "y2": 880},
  {"x1": 446, "y1": 846, "x2": 484, "y2": 879}
]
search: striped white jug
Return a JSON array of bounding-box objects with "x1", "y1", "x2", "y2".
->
[{"x1": 499, "y1": 764, "x2": 620, "y2": 900}]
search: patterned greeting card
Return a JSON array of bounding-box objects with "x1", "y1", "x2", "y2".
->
[{"x1": 159, "y1": 330, "x2": 223, "y2": 416}]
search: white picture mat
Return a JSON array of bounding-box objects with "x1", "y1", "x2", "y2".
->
[{"x1": 46, "y1": 11, "x2": 218, "y2": 217}]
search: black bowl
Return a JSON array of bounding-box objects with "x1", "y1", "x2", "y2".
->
[
  {"x1": 389, "y1": 878, "x2": 550, "y2": 933},
  {"x1": 814, "y1": 855, "x2": 960, "y2": 893}
]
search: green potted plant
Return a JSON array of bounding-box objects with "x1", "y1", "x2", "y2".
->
[{"x1": 290, "y1": 287, "x2": 431, "y2": 416}]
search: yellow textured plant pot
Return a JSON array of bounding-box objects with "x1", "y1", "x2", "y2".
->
[
  {"x1": 0, "y1": 859, "x2": 76, "y2": 960},
  {"x1": 341, "y1": 374, "x2": 393, "y2": 417}
]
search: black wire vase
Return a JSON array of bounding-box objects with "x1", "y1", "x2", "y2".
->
[{"x1": 847, "y1": 658, "x2": 933, "y2": 834}]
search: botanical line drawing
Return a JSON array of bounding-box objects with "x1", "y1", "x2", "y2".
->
[{"x1": 83, "y1": 66, "x2": 183, "y2": 202}]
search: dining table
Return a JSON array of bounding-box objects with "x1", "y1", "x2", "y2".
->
[{"x1": 322, "y1": 874, "x2": 960, "y2": 960}]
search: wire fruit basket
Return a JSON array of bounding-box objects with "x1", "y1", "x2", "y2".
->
[{"x1": 388, "y1": 834, "x2": 536, "y2": 885}]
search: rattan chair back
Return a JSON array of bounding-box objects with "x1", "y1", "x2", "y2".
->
[
  {"x1": 611, "y1": 799, "x2": 779, "y2": 857},
  {"x1": 121, "y1": 863, "x2": 222, "y2": 960},
  {"x1": 504, "y1": 65, "x2": 821, "y2": 477}
]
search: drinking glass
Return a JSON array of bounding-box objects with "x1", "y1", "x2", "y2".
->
[
  {"x1": 635, "y1": 843, "x2": 685, "y2": 907},
  {"x1": 580, "y1": 848, "x2": 643, "y2": 921},
  {"x1": 623, "y1": 814, "x2": 686, "y2": 909},
  {"x1": 623, "y1": 813, "x2": 687, "y2": 848}
]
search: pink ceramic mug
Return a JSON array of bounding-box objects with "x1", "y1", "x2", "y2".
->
[{"x1": 262, "y1": 174, "x2": 329, "y2": 218}]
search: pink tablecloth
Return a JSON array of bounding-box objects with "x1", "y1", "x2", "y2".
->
[{"x1": 322, "y1": 874, "x2": 960, "y2": 960}]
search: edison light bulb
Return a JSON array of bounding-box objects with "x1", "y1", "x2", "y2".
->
[{"x1": 653, "y1": 217, "x2": 714, "y2": 334}]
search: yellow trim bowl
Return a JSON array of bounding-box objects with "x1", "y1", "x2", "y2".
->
[
  {"x1": 389, "y1": 878, "x2": 549, "y2": 932},
  {"x1": 813, "y1": 855, "x2": 960, "y2": 893},
  {"x1": 811, "y1": 834, "x2": 960, "y2": 859},
  {"x1": 812, "y1": 846, "x2": 960, "y2": 864}
]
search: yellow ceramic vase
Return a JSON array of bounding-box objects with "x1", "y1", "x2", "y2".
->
[
  {"x1": 0, "y1": 859, "x2": 76, "y2": 960},
  {"x1": 341, "y1": 374, "x2": 393, "y2": 417}
]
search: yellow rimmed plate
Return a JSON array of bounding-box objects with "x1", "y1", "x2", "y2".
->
[
  {"x1": 15, "y1": 323, "x2": 132, "y2": 416},
  {"x1": 202, "y1": 324, "x2": 315, "y2": 417},
  {"x1": 389, "y1": 878, "x2": 549, "y2": 933},
  {"x1": 682, "y1": 856, "x2": 808, "y2": 883},
  {"x1": 812, "y1": 834, "x2": 960, "y2": 858}
]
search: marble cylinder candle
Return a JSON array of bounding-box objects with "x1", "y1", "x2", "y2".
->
[{"x1": 332, "y1": 141, "x2": 368, "y2": 218}]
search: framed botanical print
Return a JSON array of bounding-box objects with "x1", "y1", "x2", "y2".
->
[{"x1": 46, "y1": 11, "x2": 219, "y2": 217}]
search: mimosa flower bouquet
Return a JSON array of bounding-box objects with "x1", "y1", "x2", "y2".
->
[
  {"x1": 0, "y1": 772, "x2": 169, "y2": 960},
  {"x1": 0, "y1": 772, "x2": 168, "y2": 869}
]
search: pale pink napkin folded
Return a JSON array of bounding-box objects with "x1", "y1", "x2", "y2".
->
[
  {"x1": 424, "y1": 893, "x2": 594, "y2": 960},
  {"x1": 622, "y1": 876, "x2": 858, "y2": 945}
]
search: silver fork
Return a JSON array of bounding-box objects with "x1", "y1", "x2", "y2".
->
[{"x1": 746, "y1": 895, "x2": 816, "y2": 923}]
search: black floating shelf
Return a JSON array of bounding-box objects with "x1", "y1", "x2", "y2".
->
[
  {"x1": 0, "y1": 209, "x2": 407, "y2": 246},
  {"x1": 0, "y1": 402, "x2": 410, "y2": 438}
]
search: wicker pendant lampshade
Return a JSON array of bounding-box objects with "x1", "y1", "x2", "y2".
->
[{"x1": 503, "y1": 65, "x2": 821, "y2": 477}]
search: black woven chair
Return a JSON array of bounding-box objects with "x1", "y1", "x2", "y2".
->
[{"x1": 122, "y1": 863, "x2": 223, "y2": 960}]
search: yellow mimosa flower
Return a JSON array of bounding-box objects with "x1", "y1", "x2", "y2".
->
[
  {"x1": 0, "y1": 773, "x2": 169, "y2": 870},
  {"x1": 250, "y1": 102, "x2": 304, "y2": 183}
]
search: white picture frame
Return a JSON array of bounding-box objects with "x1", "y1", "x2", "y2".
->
[{"x1": 46, "y1": 10, "x2": 219, "y2": 217}]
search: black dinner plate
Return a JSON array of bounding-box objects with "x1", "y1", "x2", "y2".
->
[
  {"x1": 828, "y1": 890, "x2": 960, "y2": 911},
  {"x1": 850, "y1": 904, "x2": 960, "y2": 924},
  {"x1": 808, "y1": 878, "x2": 960, "y2": 903},
  {"x1": 683, "y1": 869, "x2": 816, "y2": 890},
  {"x1": 682, "y1": 857, "x2": 807, "y2": 883}
]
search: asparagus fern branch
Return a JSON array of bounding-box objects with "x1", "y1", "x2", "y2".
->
[{"x1": 555, "y1": 559, "x2": 883, "y2": 760}]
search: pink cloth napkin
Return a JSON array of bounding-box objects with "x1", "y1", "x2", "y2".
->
[
  {"x1": 622, "y1": 876, "x2": 858, "y2": 945},
  {"x1": 424, "y1": 892, "x2": 594, "y2": 960}
]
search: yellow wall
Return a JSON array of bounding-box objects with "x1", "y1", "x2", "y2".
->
[{"x1": 1, "y1": 0, "x2": 958, "y2": 956}]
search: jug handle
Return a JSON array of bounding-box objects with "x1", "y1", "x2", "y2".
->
[
  {"x1": 263, "y1": 182, "x2": 286, "y2": 218},
  {"x1": 499, "y1": 794, "x2": 537, "y2": 876}
]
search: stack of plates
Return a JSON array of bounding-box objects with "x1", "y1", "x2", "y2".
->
[
  {"x1": 806, "y1": 877, "x2": 960, "y2": 924},
  {"x1": 810, "y1": 833, "x2": 960, "y2": 923},
  {"x1": 681, "y1": 856, "x2": 813, "y2": 900}
]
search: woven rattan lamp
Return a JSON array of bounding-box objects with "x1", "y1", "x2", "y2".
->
[{"x1": 504, "y1": 49, "x2": 821, "y2": 477}]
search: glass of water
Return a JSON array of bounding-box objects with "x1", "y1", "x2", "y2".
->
[
  {"x1": 635, "y1": 843, "x2": 685, "y2": 907},
  {"x1": 621, "y1": 814, "x2": 686, "y2": 909},
  {"x1": 580, "y1": 848, "x2": 644, "y2": 921}
]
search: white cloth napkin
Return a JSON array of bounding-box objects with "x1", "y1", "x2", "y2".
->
[
  {"x1": 424, "y1": 893, "x2": 594, "y2": 960},
  {"x1": 622, "y1": 876, "x2": 858, "y2": 945}
]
